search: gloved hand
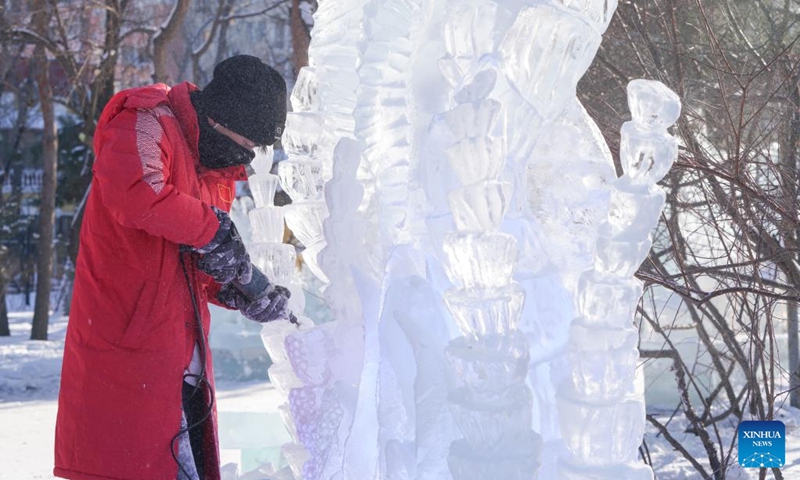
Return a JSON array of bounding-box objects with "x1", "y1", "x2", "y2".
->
[
  {"x1": 217, "y1": 282, "x2": 292, "y2": 323},
  {"x1": 195, "y1": 206, "x2": 252, "y2": 285}
]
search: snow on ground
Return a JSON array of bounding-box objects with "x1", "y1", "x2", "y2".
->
[{"x1": 3, "y1": 308, "x2": 800, "y2": 479}]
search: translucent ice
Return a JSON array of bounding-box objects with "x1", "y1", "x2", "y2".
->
[
  {"x1": 250, "y1": 243, "x2": 297, "y2": 285},
  {"x1": 286, "y1": 323, "x2": 334, "y2": 386},
  {"x1": 445, "y1": 136, "x2": 506, "y2": 186},
  {"x1": 448, "y1": 181, "x2": 513, "y2": 233},
  {"x1": 593, "y1": 233, "x2": 652, "y2": 278},
  {"x1": 558, "y1": 460, "x2": 654, "y2": 480},
  {"x1": 283, "y1": 201, "x2": 328, "y2": 247},
  {"x1": 248, "y1": 173, "x2": 279, "y2": 208},
  {"x1": 552, "y1": 0, "x2": 620, "y2": 33},
  {"x1": 576, "y1": 270, "x2": 643, "y2": 326},
  {"x1": 290, "y1": 67, "x2": 319, "y2": 112},
  {"x1": 277, "y1": 159, "x2": 325, "y2": 203},
  {"x1": 282, "y1": 112, "x2": 324, "y2": 158},
  {"x1": 606, "y1": 181, "x2": 666, "y2": 238},
  {"x1": 567, "y1": 320, "x2": 639, "y2": 400},
  {"x1": 446, "y1": 333, "x2": 529, "y2": 393},
  {"x1": 500, "y1": 5, "x2": 601, "y2": 118},
  {"x1": 447, "y1": 433, "x2": 541, "y2": 480},
  {"x1": 442, "y1": 99, "x2": 502, "y2": 139},
  {"x1": 442, "y1": 232, "x2": 518, "y2": 289},
  {"x1": 557, "y1": 393, "x2": 645, "y2": 466},
  {"x1": 620, "y1": 122, "x2": 678, "y2": 185},
  {"x1": 626, "y1": 79, "x2": 681, "y2": 130},
  {"x1": 248, "y1": 207, "x2": 285, "y2": 244},
  {"x1": 449, "y1": 384, "x2": 533, "y2": 451},
  {"x1": 443, "y1": 284, "x2": 525, "y2": 337}
]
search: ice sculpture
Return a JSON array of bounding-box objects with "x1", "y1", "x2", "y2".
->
[
  {"x1": 245, "y1": 1, "x2": 681, "y2": 479},
  {"x1": 557, "y1": 80, "x2": 679, "y2": 480}
]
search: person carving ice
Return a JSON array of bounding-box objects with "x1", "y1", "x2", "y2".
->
[{"x1": 54, "y1": 55, "x2": 292, "y2": 480}]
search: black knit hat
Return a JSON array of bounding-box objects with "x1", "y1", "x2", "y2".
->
[{"x1": 196, "y1": 55, "x2": 287, "y2": 146}]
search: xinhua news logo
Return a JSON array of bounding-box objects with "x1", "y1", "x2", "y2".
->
[{"x1": 738, "y1": 420, "x2": 785, "y2": 468}]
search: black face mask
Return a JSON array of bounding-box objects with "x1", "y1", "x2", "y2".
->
[{"x1": 196, "y1": 115, "x2": 256, "y2": 169}]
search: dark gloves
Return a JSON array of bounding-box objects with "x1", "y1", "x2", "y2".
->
[
  {"x1": 195, "y1": 206, "x2": 252, "y2": 285},
  {"x1": 217, "y1": 282, "x2": 292, "y2": 323}
]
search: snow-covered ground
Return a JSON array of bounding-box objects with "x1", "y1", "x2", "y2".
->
[{"x1": 3, "y1": 308, "x2": 800, "y2": 479}]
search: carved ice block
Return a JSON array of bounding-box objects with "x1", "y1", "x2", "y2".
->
[
  {"x1": 250, "y1": 243, "x2": 297, "y2": 285},
  {"x1": 443, "y1": 99, "x2": 502, "y2": 139},
  {"x1": 449, "y1": 181, "x2": 513, "y2": 232},
  {"x1": 281, "y1": 442, "x2": 310, "y2": 480},
  {"x1": 299, "y1": 240, "x2": 330, "y2": 284},
  {"x1": 448, "y1": 433, "x2": 541, "y2": 480},
  {"x1": 268, "y1": 362, "x2": 304, "y2": 398},
  {"x1": 283, "y1": 201, "x2": 328, "y2": 247},
  {"x1": 290, "y1": 67, "x2": 319, "y2": 112},
  {"x1": 278, "y1": 402, "x2": 300, "y2": 444},
  {"x1": 606, "y1": 183, "x2": 666, "y2": 238},
  {"x1": 283, "y1": 112, "x2": 324, "y2": 158},
  {"x1": 286, "y1": 324, "x2": 333, "y2": 386},
  {"x1": 445, "y1": 136, "x2": 506, "y2": 186},
  {"x1": 446, "y1": 332, "x2": 529, "y2": 392},
  {"x1": 620, "y1": 122, "x2": 678, "y2": 186},
  {"x1": 593, "y1": 232, "x2": 652, "y2": 278},
  {"x1": 249, "y1": 173, "x2": 279, "y2": 208},
  {"x1": 557, "y1": 393, "x2": 646, "y2": 466},
  {"x1": 260, "y1": 316, "x2": 312, "y2": 364},
  {"x1": 442, "y1": 232, "x2": 518, "y2": 289},
  {"x1": 249, "y1": 207, "x2": 286, "y2": 244},
  {"x1": 278, "y1": 159, "x2": 325, "y2": 203},
  {"x1": 444, "y1": 284, "x2": 525, "y2": 336},
  {"x1": 576, "y1": 271, "x2": 642, "y2": 326},
  {"x1": 500, "y1": 5, "x2": 601, "y2": 118},
  {"x1": 626, "y1": 79, "x2": 681, "y2": 130},
  {"x1": 568, "y1": 320, "x2": 639, "y2": 400},
  {"x1": 551, "y1": 0, "x2": 619, "y2": 33},
  {"x1": 442, "y1": 2, "x2": 497, "y2": 61},
  {"x1": 558, "y1": 460, "x2": 654, "y2": 480},
  {"x1": 449, "y1": 384, "x2": 533, "y2": 451}
]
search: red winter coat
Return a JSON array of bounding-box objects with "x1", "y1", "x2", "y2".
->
[{"x1": 54, "y1": 82, "x2": 246, "y2": 480}]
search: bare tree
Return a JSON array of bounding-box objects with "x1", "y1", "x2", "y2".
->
[{"x1": 30, "y1": 0, "x2": 58, "y2": 340}]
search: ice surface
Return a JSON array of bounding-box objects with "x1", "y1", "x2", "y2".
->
[
  {"x1": 283, "y1": 113, "x2": 324, "y2": 159},
  {"x1": 282, "y1": 202, "x2": 328, "y2": 247},
  {"x1": 444, "y1": 284, "x2": 525, "y2": 337},
  {"x1": 557, "y1": 392, "x2": 646, "y2": 466},
  {"x1": 277, "y1": 159, "x2": 325, "y2": 203},
  {"x1": 248, "y1": 173, "x2": 279, "y2": 208},
  {"x1": 576, "y1": 271, "x2": 643, "y2": 326},
  {"x1": 500, "y1": 5, "x2": 601, "y2": 118},
  {"x1": 593, "y1": 234, "x2": 652, "y2": 278},
  {"x1": 448, "y1": 180, "x2": 513, "y2": 233},
  {"x1": 442, "y1": 232, "x2": 518, "y2": 289},
  {"x1": 248, "y1": 207, "x2": 285, "y2": 244},
  {"x1": 558, "y1": 460, "x2": 654, "y2": 480},
  {"x1": 446, "y1": 333, "x2": 529, "y2": 393},
  {"x1": 250, "y1": 243, "x2": 297, "y2": 285},
  {"x1": 447, "y1": 433, "x2": 541, "y2": 480},
  {"x1": 449, "y1": 384, "x2": 533, "y2": 451},
  {"x1": 445, "y1": 136, "x2": 506, "y2": 186},
  {"x1": 290, "y1": 67, "x2": 319, "y2": 112},
  {"x1": 567, "y1": 320, "x2": 639, "y2": 400},
  {"x1": 626, "y1": 79, "x2": 681, "y2": 130},
  {"x1": 606, "y1": 182, "x2": 666, "y2": 238},
  {"x1": 619, "y1": 122, "x2": 678, "y2": 185}
]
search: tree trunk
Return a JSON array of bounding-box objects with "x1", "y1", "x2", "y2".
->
[
  {"x1": 0, "y1": 278, "x2": 9, "y2": 336},
  {"x1": 787, "y1": 73, "x2": 800, "y2": 407},
  {"x1": 152, "y1": 0, "x2": 191, "y2": 84},
  {"x1": 30, "y1": 1, "x2": 57, "y2": 341},
  {"x1": 290, "y1": 0, "x2": 311, "y2": 75}
]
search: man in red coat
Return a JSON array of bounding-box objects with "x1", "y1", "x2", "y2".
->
[{"x1": 54, "y1": 55, "x2": 292, "y2": 480}]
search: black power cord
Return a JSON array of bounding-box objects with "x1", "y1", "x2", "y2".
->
[{"x1": 171, "y1": 248, "x2": 216, "y2": 479}]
